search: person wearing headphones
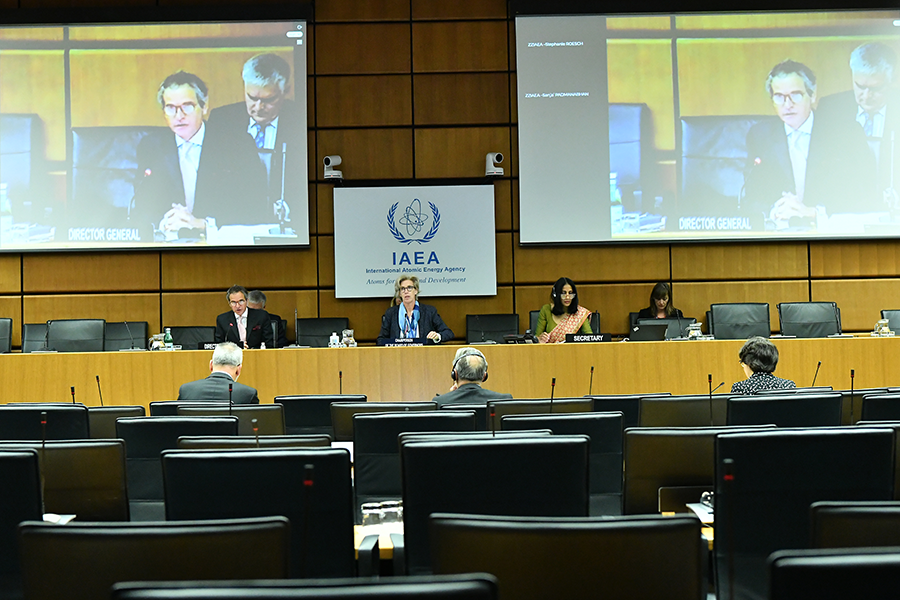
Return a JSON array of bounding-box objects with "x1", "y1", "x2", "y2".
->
[
  {"x1": 535, "y1": 277, "x2": 593, "y2": 343},
  {"x1": 433, "y1": 347, "x2": 513, "y2": 407}
]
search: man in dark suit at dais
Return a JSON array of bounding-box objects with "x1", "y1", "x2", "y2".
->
[{"x1": 178, "y1": 341, "x2": 259, "y2": 404}]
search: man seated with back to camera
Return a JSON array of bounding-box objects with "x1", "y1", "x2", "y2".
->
[
  {"x1": 433, "y1": 347, "x2": 513, "y2": 407},
  {"x1": 215, "y1": 284, "x2": 274, "y2": 349},
  {"x1": 246, "y1": 289, "x2": 289, "y2": 348},
  {"x1": 178, "y1": 341, "x2": 259, "y2": 404},
  {"x1": 730, "y1": 336, "x2": 796, "y2": 394}
]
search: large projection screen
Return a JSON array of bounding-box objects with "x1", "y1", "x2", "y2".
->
[
  {"x1": 516, "y1": 9, "x2": 900, "y2": 243},
  {"x1": 0, "y1": 14, "x2": 308, "y2": 250}
]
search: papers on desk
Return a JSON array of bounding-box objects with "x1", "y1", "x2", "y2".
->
[
  {"x1": 43, "y1": 513, "x2": 75, "y2": 524},
  {"x1": 686, "y1": 502, "x2": 713, "y2": 525}
]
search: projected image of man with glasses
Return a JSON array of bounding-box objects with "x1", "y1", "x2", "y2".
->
[{"x1": 132, "y1": 71, "x2": 267, "y2": 241}]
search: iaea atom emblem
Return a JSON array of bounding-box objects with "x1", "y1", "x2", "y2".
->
[{"x1": 387, "y1": 198, "x2": 440, "y2": 244}]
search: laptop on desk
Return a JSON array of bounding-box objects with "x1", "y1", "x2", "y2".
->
[{"x1": 628, "y1": 322, "x2": 668, "y2": 341}]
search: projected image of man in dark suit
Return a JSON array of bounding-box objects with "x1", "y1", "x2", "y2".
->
[
  {"x1": 178, "y1": 341, "x2": 259, "y2": 404},
  {"x1": 215, "y1": 284, "x2": 274, "y2": 349},
  {"x1": 817, "y1": 42, "x2": 899, "y2": 209},
  {"x1": 132, "y1": 71, "x2": 268, "y2": 240},
  {"x1": 743, "y1": 59, "x2": 877, "y2": 229},
  {"x1": 207, "y1": 53, "x2": 303, "y2": 225}
]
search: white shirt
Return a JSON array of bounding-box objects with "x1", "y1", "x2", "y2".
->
[
  {"x1": 175, "y1": 123, "x2": 205, "y2": 213},
  {"x1": 785, "y1": 112, "x2": 813, "y2": 202}
]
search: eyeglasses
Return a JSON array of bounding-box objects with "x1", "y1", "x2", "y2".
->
[
  {"x1": 560, "y1": 291, "x2": 576, "y2": 297},
  {"x1": 164, "y1": 103, "x2": 198, "y2": 117},
  {"x1": 229, "y1": 299, "x2": 246, "y2": 306},
  {"x1": 399, "y1": 286, "x2": 416, "y2": 293},
  {"x1": 772, "y1": 91, "x2": 806, "y2": 106}
]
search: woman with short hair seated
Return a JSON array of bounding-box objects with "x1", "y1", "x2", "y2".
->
[
  {"x1": 730, "y1": 336, "x2": 796, "y2": 394},
  {"x1": 535, "y1": 277, "x2": 593, "y2": 344}
]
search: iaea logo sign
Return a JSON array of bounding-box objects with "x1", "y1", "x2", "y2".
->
[{"x1": 387, "y1": 198, "x2": 440, "y2": 244}]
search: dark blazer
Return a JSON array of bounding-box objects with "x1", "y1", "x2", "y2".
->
[
  {"x1": 265, "y1": 311, "x2": 290, "y2": 348},
  {"x1": 132, "y1": 120, "x2": 268, "y2": 237},
  {"x1": 817, "y1": 90, "x2": 900, "y2": 197},
  {"x1": 207, "y1": 100, "x2": 305, "y2": 209},
  {"x1": 178, "y1": 370, "x2": 259, "y2": 404},
  {"x1": 215, "y1": 307, "x2": 274, "y2": 349},
  {"x1": 742, "y1": 112, "x2": 878, "y2": 221},
  {"x1": 433, "y1": 383, "x2": 513, "y2": 408},
  {"x1": 637, "y1": 307, "x2": 684, "y2": 320},
  {"x1": 377, "y1": 303, "x2": 453, "y2": 345}
]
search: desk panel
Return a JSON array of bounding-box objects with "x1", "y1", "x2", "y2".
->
[{"x1": 2, "y1": 337, "x2": 898, "y2": 410}]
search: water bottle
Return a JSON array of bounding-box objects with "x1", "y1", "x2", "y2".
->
[
  {"x1": 164, "y1": 327, "x2": 174, "y2": 350},
  {"x1": 329, "y1": 332, "x2": 340, "y2": 348}
]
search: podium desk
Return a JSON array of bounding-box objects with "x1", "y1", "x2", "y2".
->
[{"x1": 2, "y1": 336, "x2": 898, "y2": 411}]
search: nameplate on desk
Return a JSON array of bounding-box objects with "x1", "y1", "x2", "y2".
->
[
  {"x1": 200, "y1": 343, "x2": 218, "y2": 350},
  {"x1": 379, "y1": 337, "x2": 431, "y2": 347},
  {"x1": 565, "y1": 334, "x2": 610, "y2": 343}
]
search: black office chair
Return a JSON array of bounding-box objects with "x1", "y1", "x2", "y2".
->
[
  {"x1": 726, "y1": 393, "x2": 843, "y2": 427},
  {"x1": 163, "y1": 448, "x2": 354, "y2": 578},
  {"x1": 19, "y1": 517, "x2": 290, "y2": 600},
  {"x1": 104, "y1": 321, "x2": 148, "y2": 351},
  {"x1": 777, "y1": 301, "x2": 841, "y2": 338},
  {"x1": 0, "y1": 318, "x2": 11, "y2": 353},
  {"x1": 502, "y1": 411, "x2": 624, "y2": 515},
  {"x1": 861, "y1": 392, "x2": 900, "y2": 421},
  {"x1": 21, "y1": 323, "x2": 47, "y2": 354},
  {"x1": 769, "y1": 547, "x2": 900, "y2": 600},
  {"x1": 0, "y1": 439, "x2": 129, "y2": 521},
  {"x1": 528, "y1": 310, "x2": 539, "y2": 334},
  {"x1": 639, "y1": 394, "x2": 732, "y2": 427},
  {"x1": 487, "y1": 398, "x2": 594, "y2": 431},
  {"x1": 149, "y1": 401, "x2": 229, "y2": 416},
  {"x1": 177, "y1": 435, "x2": 333, "y2": 449},
  {"x1": 0, "y1": 404, "x2": 90, "y2": 440},
  {"x1": 0, "y1": 449, "x2": 42, "y2": 600},
  {"x1": 440, "y1": 403, "x2": 488, "y2": 430},
  {"x1": 46, "y1": 318, "x2": 105, "y2": 352},
  {"x1": 430, "y1": 513, "x2": 703, "y2": 600},
  {"x1": 465, "y1": 314, "x2": 518, "y2": 344},
  {"x1": 591, "y1": 393, "x2": 672, "y2": 429},
  {"x1": 330, "y1": 401, "x2": 438, "y2": 442},
  {"x1": 713, "y1": 427, "x2": 894, "y2": 600},
  {"x1": 176, "y1": 404, "x2": 286, "y2": 436},
  {"x1": 111, "y1": 575, "x2": 500, "y2": 600},
  {"x1": 88, "y1": 405, "x2": 145, "y2": 439},
  {"x1": 400, "y1": 436, "x2": 590, "y2": 574},
  {"x1": 354, "y1": 411, "x2": 477, "y2": 512},
  {"x1": 881, "y1": 309, "x2": 900, "y2": 334},
  {"x1": 810, "y1": 500, "x2": 900, "y2": 549},
  {"x1": 275, "y1": 394, "x2": 366, "y2": 437},
  {"x1": 296, "y1": 317, "x2": 349, "y2": 348},
  {"x1": 116, "y1": 416, "x2": 239, "y2": 521},
  {"x1": 709, "y1": 303, "x2": 770, "y2": 339},
  {"x1": 164, "y1": 326, "x2": 215, "y2": 349}
]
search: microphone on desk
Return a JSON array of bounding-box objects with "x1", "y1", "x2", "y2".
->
[
  {"x1": 339, "y1": 371, "x2": 343, "y2": 395},
  {"x1": 550, "y1": 377, "x2": 556, "y2": 412},
  {"x1": 301, "y1": 462, "x2": 315, "y2": 579},
  {"x1": 812, "y1": 361, "x2": 822, "y2": 387},
  {"x1": 70, "y1": 386, "x2": 75, "y2": 405},
  {"x1": 96, "y1": 375, "x2": 104, "y2": 407},
  {"x1": 43, "y1": 320, "x2": 50, "y2": 351},
  {"x1": 709, "y1": 380, "x2": 725, "y2": 425},
  {"x1": 850, "y1": 369, "x2": 856, "y2": 423},
  {"x1": 40, "y1": 411, "x2": 47, "y2": 450},
  {"x1": 123, "y1": 320, "x2": 136, "y2": 350},
  {"x1": 588, "y1": 366, "x2": 594, "y2": 396},
  {"x1": 708, "y1": 374, "x2": 713, "y2": 425},
  {"x1": 489, "y1": 403, "x2": 496, "y2": 436},
  {"x1": 228, "y1": 383, "x2": 233, "y2": 416},
  {"x1": 252, "y1": 418, "x2": 259, "y2": 448}
]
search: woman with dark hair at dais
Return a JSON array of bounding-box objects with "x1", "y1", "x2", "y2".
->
[
  {"x1": 637, "y1": 281, "x2": 684, "y2": 320},
  {"x1": 535, "y1": 277, "x2": 593, "y2": 344}
]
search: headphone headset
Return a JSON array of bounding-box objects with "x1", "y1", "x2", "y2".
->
[{"x1": 451, "y1": 348, "x2": 488, "y2": 382}]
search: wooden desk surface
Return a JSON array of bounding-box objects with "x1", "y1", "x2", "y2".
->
[{"x1": 2, "y1": 337, "x2": 898, "y2": 410}]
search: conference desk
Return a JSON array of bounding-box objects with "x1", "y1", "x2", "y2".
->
[{"x1": 2, "y1": 336, "x2": 899, "y2": 410}]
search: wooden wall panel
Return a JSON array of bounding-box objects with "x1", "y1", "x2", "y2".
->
[
  {"x1": 23, "y1": 253, "x2": 159, "y2": 293},
  {"x1": 160, "y1": 291, "x2": 237, "y2": 329},
  {"x1": 0, "y1": 296, "x2": 23, "y2": 347},
  {"x1": 23, "y1": 293, "x2": 161, "y2": 335},
  {"x1": 412, "y1": 22, "x2": 509, "y2": 73},
  {"x1": 318, "y1": 292, "x2": 398, "y2": 342},
  {"x1": 810, "y1": 240, "x2": 900, "y2": 278},
  {"x1": 253, "y1": 289, "x2": 319, "y2": 341},
  {"x1": 494, "y1": 180, "x2": 512, "y2": 231},
  {"x1": 318, "y1": 235, "x2": 335, "y2": 288},
  {"x1": 315, "y1": 24, "x2": 411, "y2": 75},
  {"x1": 0, "y1": 51, "x2": 67, "y2": 161},
  {"x1": 317, "y1": 75, "x2": 412, "y2": 127},
  {"x1": 307, "y1": 183, "x2": 318, "y2": 236},
  {"x1": 672, "y1": 242, "x2": 809, "y2": 281},
  {"x1": 514, "y1": 238, "x2": 669, "y2": 284},
  {"x1": 315, "y1": 0, "x2": 410, "y2": 22},
  {"x1": 160, "y1": 245, "x2": 319, "y2": 291},
  {"x1": 316, "y1": 184, "x2": 335, "y2": 235},
  {"x1": 413, "y1": 73, "x2": 510, "y2": 125},
  {"x1": 0, "y1": 255, "x2": 20, "y2": 294},
  {"x1": 412, "y1": 0, "x2": 507, "y2": 20},
  {"x1": 675, "y1": 280, "x2": 810, "y2": 334},
  {"x1": 317, "y1": 129, "x2": 414, "y2": 180},
  {"x1": 496, "y1": 232, "x2": 513, "y2": 285},
  {"x1": 425, "y1": 286, "x2": 515, "y2": 343},
  {"x1": 414, "y1": 127, "x2": 511, "y2": 179},
  {"x1": 812, "y1": 279, "x2": 900, "y2": 332},
  {"x1": 516, "y1": 283, "x2": 652, "y2": 336}
]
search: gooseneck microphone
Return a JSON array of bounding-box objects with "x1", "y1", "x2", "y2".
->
[
  {"x1": 550, "y1": 377, "x2": 556, "y2": 413},
  {"x1": 708, "y1": 374, "x2": 714, "y2": 425},
  {"x1": 252, "y1": 418, "x2": 260, "y2": 448},
  {"x1": 96, "y1": 375, "x2": 104, "y2": 407},
  {"x1": 40, "y1": 411, "x2": 47, "y2": 450},
  {"x1": 850, "y1": 369, "x2": 856, "y2": 423},
  {"x1": 123, "y1": 320, "x2": 136, "y2": 350},
  {"x1": 228, "y1": 383, "x2": 233, "y2": 416},
  {"x1": 339, "y1": 371, "x2": 343, "y2": 395},
  {"x1": 709, "y1": 380, "x2": 725, "y2": 425},
  {"x1": 588, "y1": 366, "x2": 594, "y2": 396},
  {"x1": 70, "y1": 386, "x2": 75, "y2": 404},
  {"x1": 812, "y1": 361, "x2": 822, "y2": 387}
]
